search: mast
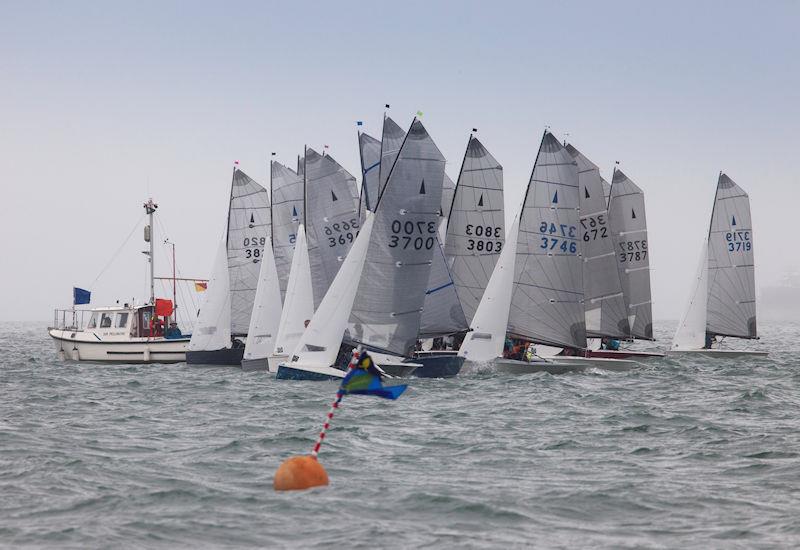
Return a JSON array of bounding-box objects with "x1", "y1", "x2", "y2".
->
[{"x1": 143, "y1": 198, "x2": 158, "y2": 305}]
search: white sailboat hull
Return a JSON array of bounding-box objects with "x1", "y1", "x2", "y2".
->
[
  {"x1": 50, "y1": 329, "x2": 188, "y2": 363},
  {"x1": 667, "y1": 349, "x2": 768, "y2": 358},
  {"x1": 550, "y1": 356, "x2": 642, "y2": 371},
  {"x1": 275, "y1": 351, "x2": 420, "y2": 381}
]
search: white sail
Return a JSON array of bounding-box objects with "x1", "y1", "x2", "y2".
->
[
  {"x1": 444, "y1": 136, "x2": 505, "y2": 324},
  {"x1": 188, "y1": 239, "x2": 232, "y2": 351},
  {"x1": 349, "y1": 119, "x2": 445, "y2": 355},
  {"x1": 243, "y1": 238, "x2": 282, "y2": 361},
  {"x1": 270, "y1": 162, "x2": 303, "y2": 303},
  {"x1": 227, "y1": 169, "x2": 271, "y2": 336},
  {"x1": 304, "y1": 148, "x2": 361, "y2": 310},
  {"x1": 706, "y1": 173, "x2": 757, "y2": 339},
  {"x1": 459, "y1": 215, "x2": 520, "y2": 362},
  {"x1": 289, "y1": 213, "x2": 376, "y2": 368},
  {"x1": 273, "y1": 225, "x2": 314, "y2": 357},
  {"x1": 358, "y1": 132, "x2": 382, "y2": 217},
  {"x1": 672, "y1": 242, "x2": 709, "y2": 350},
  {"x1": 567, "y1": 144, "x2": 629, "y2": 339},
  {"x1": 507, "y1": 131, "x2": 586, "y2": 349},
  {"x1": 608, "y1": 168, "x2": 654, "y2": 339},
  {"x1": 441, "y1": 172, "x2": 456, "y2": 217}
]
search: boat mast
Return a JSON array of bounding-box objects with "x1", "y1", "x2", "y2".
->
[{"x1": 144, "y1": 198, "x2": 158, "y2": 305}]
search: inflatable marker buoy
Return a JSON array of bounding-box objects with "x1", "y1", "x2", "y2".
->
[{"x1": 273, "y1": 455, "x2": 329, "y2": 491}]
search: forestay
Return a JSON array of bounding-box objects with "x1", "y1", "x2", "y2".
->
[
  {"x1": 270, "y1": 161, "x2": 303, "y2": 303},
  {"x1": 243, "y1": 237, "x2": 282, "y2": 361},
  {"x1": 188, "y1": 239, "x2": 232, "y2": 351},
  {"x1": 441, "y1": 173, "x2": 456, "y2": 217},
  {"x1": 608, "y1": 168, "x2": 654, "y2": 340},
  {"x1": 227, "y1": 169, "x2": 271, "y2": 335},
  {"x1": 304, "y1": 148, "x2": 361, "y2": 309},
  {"x1": 358, "y1": 132, "x2": 382, "y2": 218},
  {"x1": 507, "y1": 131, "x2": 586, "y2": 349},
  {"x1": 349, "y1": 119, "x2": 445, "y2": 356},
  {"x1": 706, "y1": 173, "x2": 757, "y2": 339},
  {"x1": 567, "y1": 144, "x2": 629, "y2": 339},
  {"x1": 444, "y1": 136, "x2": 505, "y2": 324}
]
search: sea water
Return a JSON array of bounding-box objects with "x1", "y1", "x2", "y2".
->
[{"x1": 1, "y1": 321, "x2": 798, "y2": 548}]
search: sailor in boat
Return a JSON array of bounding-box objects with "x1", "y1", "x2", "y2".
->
[{"x1": 165, "y1": 322, "x2": 183, "y2": 339}]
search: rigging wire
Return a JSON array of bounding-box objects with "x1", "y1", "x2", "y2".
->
[{"x1": 90, "y1": 213, "x2": 147, "y2": 288}]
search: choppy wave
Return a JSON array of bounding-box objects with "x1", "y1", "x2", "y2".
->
[{"x1": 1, "y1": 321, "x2": 799, "y2": 548}]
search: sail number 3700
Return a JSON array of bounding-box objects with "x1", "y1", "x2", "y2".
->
[{"x1": 388, "y1": 219, "x2": 437, "y2": 250}]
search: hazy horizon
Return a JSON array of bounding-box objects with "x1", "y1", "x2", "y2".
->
[{"x1": 2, "y1": 1, "x2": 798, "y2": 323}]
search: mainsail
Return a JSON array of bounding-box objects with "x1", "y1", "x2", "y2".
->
[
  {"x1": 441, "y1": 173, "x2": 456, "y2": 218},
  {"x1": 706, "y1": 173, "x2": 757, "y2": 339},
  {"x1": 270, "y1": 161, "x2": 303, "y2": 302},
  {"x1": 507, "y1": 131, "x2": 586, "y2": 349},
  {"x1": 188, "y1": 239, "x2": 232, "y2": 351},
  {"x1": 349, "y1": 119, "x2": 446, "y2": 355},
  {"x1": 227, "y1": 169, "x2": 271, "y2": 336},
  {"x1": 608, "y1": 168, "x2": 654, "y2": 340},
  {"x1": 567, "y1": 144, "x2": 629, "y2": 339},
  {"x1": 378, "y1": 116, "x2": 406, "y2": 201},
  {"x1": 304, "y1": 148, "x2": 361, "y2": 309},
  {"x1": 358, "y1": 132, "x2": 382, "y2": 217},
  {"x1": 444, "y1": 136, "x2": 505, "y2": 324}
]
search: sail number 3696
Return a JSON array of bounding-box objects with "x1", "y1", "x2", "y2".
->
[
  {"x1": 324, "y1": 218, "x2": 359, "y2": 248},
  {"x1": 389, "y1": 219, "x2": 437, "y2": 250}
]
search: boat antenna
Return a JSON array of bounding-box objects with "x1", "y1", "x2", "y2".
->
[
  {"x1": 143, "y1": 198, "x2": 158, "y2": 305},
  {"x1": 164, "y1": 237, "x2": 176, "y2": 317}
]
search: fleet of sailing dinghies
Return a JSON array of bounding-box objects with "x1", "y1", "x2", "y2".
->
[
  {"x1": 670, "y1": 173, "x2": 766, "y2": 357},
  {"x1": 52, "y1": 115, "x2": 766, "y2": 373},
  {"x1": 187, "y1": 168, "x2": 271, "y2": 365}
]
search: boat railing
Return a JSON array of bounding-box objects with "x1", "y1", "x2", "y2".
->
[{"x1": 51, "y1": 309, "x2": 90, "y2": 331}]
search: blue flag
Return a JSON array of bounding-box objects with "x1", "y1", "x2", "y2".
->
[
  {"x1": 340, "y1": 351, "x2": 407, "y2": 400},
  {"x1": 73, "y1": 287, "x2": 91, "y2": 305},
  {"x1": 356, "y1": 120, "x2": 363, "y2": 126}
]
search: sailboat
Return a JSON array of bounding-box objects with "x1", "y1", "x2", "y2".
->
[
  {"x1": 187, "y1": 167, "x2": 271, "y2": 365},
  {"x1": 357, "y1": 131, "x2": 382, "y2": 220},
  {"x1": 49, "y1": 199, "x2": 191, "y2": 363},
  {"x1": 276, "y1": 118, "x2": 445, "y2": 380},
  {"x1": 240, "y1": 160, "x2": 303, "y2": 371},
  {"x1": 670, "y1": 173, "x2": 766, "y2": 357},
  {"x1": 412, "y1": 135, "x2": 505, "y2": 377},
  {"x1": 460, "y1": 131, "x2": 639, "y2": 373},
  {"x1": 591, "y1": 166, "x2": 664, "y2": 358}
]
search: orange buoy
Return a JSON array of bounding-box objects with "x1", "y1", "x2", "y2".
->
[{"x1": 273, "y1": 455, "x2": 329, "y2": 491}]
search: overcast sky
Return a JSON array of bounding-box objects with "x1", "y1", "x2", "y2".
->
[{"x1": 2, "y1": 0, "x2": 798, "y2": 323}]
